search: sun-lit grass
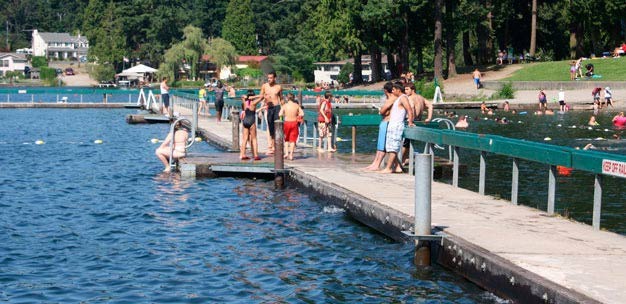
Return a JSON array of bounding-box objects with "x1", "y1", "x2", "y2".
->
[{"x1": 504, "y1": 56, "x2": 626, "y2": 81}]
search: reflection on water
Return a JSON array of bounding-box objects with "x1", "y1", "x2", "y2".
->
[{"x1": 0, "y1": 109, "x2": 503, "y2": 303}]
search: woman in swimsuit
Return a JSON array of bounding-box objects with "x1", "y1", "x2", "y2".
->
[
  {"x1": 240, "y1": 90, "x2": 262, "y2": 160},
  {"x1": 155, "y1": 121, "x2": 189, "y2": 172}
]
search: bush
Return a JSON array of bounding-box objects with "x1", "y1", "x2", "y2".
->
[
  {"x1": 92, "y1": 64, "x2": 115, "y2": 82},
  {"x1": 174, "y1": 80, "x2": 205, "y2": 88},
  {"x1": 414, "y1": 80, "x2": 442, "y2": 99},
  {"x1": 4, "y1": 71, "x2": 24, "y2": 79},
  {"x1": 496, "y1": 81, "x2": 515, "y2": 99},
  {"x1": 237, "y1": 67, "x2": 263, "y2": 78},
  {"x1": 31, "y1": 56, "x2": 48, "y2": 68},
  {"x1": 337, "y1": 62, "x2": 354, "y2": 85},
  {"x1": 40, "y1": 67, "x2": 57, "y2": 80}
]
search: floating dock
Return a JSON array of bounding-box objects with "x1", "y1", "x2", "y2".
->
[{"x1": 145, "y1": 99, "x2": 626, "y2": 303}]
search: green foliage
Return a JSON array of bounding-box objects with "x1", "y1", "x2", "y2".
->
[
  {"x1": 414, "y1": 80, "x2": 440, "y2": 99},
  {"x1": 206, "y1": 38, "x2": 238, "y2": 72},
  {"x1": 31, "y1": 56, "x2": 48, "y2": 68},
  {"x1": 271, "y1": 38, "x2": 315, "y2": 82},
  {"x1": 337, "y1": 62, "x2": 354, "y2": 85},
  {"x1": 495, "y1": 82, "x2": 516, "y2": 99},
  {"x1": 83, "y1": 1, "x2": 127, "y2": 67},
  {"x1": 222, "y1": 0, "x2": 257, "y2": 55},
  {"x1": 174, "y1": 80, "x2": 205, "y2": 88},
  {"x1": 92, "y1": 64, "x2": 115, "y2": 82},
  {"x1": 4, "y1": 71, "x2": 24, "y2": 79},
  {"x1": 159, "y1": 25, "x2": 209, "y2": 81},
  {"x1": 237, "y1": 67, "x2": 263, "y2": 78},
  {"x1": 39, "y1": 67, "x2": 57, "y2": 81}
]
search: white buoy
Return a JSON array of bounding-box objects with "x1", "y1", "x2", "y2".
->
[
  {"x1": 195, "y1": 137, "x2": 202, "y2": 142},
  {"x1": 35, "y1": 140, "x2": 45, "y2": 145},
  {"x1": 595, "y1": 137, "x2": 604, "y2": 140},
  {"x1": 544, "y1": 137, "x2": 552, "y2": 141},
  {"x1": 94, "y1": 139, "x2": 103, "y2": 144},
  {"x1": 557, "y1": 124, "x2": 562, "y2": 127},
  {"x1": 150, "y1": 138, "x2": 159, "y2": 144},
  {"x1": 587, "y1": 127, "x2": 593, "y2": 130}
]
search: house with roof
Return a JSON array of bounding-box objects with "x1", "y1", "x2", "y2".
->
[
  {"x1": 0, "y1": 53, "x2": 27, "y2": 76},
  {"x1": 314, "y1": 55, "x2": 389, "y2": 84},
  {"x1": 219, "y1": 55, "x2": 271, "y2": 80},
  {"x1": 31, "y1": 29, "x2": 89, "y2": 59}
]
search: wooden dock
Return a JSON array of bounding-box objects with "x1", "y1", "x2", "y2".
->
[
  {"x1": 170, "y1": 102, "x2": 625, "y2": 303},
  {"x1": 0, "y1": 102, "x2": 134, "y2": 108}
]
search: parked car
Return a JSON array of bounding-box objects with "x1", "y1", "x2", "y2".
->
[{"x1": 65, "y1": 68, "x2": 74, "y2": 76}]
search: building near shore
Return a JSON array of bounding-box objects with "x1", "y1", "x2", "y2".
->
[
  {"x1": 0, "y1": 53, "x2": 27, "y2": 76},
  {"x1": 31, "y1": 30, "x2": 89, "y2": 60},
  {"x1": 314, "y1": 55, "x2": 389, "y2": 84}
]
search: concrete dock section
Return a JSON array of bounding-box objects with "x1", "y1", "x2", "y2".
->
[{"x1": 171, "y1": 103, "x2": 626, "y2": 303}]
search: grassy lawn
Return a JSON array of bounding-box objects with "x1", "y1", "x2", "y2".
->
[{"x1": 504, "y1": 56, "x2": 626, "y2": 81}]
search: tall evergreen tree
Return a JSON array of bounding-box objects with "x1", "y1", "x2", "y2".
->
[{"x1": 222, "y1": 0, "x2": 257, "y2": 55}]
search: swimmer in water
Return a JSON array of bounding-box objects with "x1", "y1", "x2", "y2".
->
[
  {"x1": 545, "y1": 109, "x2": 554, "y2": 115},
  {"x1": 455, "y1": 115, "x2": 469, "y2": 128},
  {"x1": 487, "y1": 109, "x2": 494, "y2": 115},
  {"x1": 480, "y1": 101, "x2": 487, "y2": 114},
  {"x1": 588, "y1": 115, "x2": 600, "y2": 126},
  {"x1": 503, "y1": 100, "x2": 510, "y2": 112}
]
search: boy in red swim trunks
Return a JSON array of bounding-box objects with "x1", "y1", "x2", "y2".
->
[{"x1": 279, "y1": 93, "x2": 304, "y2": 160}]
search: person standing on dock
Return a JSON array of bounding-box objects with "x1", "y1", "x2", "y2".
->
[
  {"x1": 317, "y1": 91, "x2": 335, "y2": 152},
  {"x1": 380, "y1": 82, "x2": 414, "y2": 174},
  {"x1": 280, "y1": 93, "x2": 304, "y2": 160},
  {"x1": 198, "y1": 85, "x2": 210, "y2": 116},
  {"x1": 240, "y1": 90, "x2": 261, "y2": 161},
  {"x1": 210, "y1": 81, "x2": 226, "y2": 122},
  {"x1": 160, "y1": 77, "x2": 170, "y2": 116},
  {"x1": 259, "y1": 71, "x2": 283, "y2": 155},
  {"x1": 364, "y1": 82, "x2": 394, "y2": 171},
  {"x1": 401, "y1": 83, "x2": 432, "y2": 165}
]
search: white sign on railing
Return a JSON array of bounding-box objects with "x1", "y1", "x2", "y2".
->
[{"x1": 602, "y1": 159, "x2": 626, "y2": 178}]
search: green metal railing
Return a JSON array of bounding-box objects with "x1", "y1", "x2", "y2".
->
[{"x1": 404, "y1": 126, "x2": 626, "y2": 230}]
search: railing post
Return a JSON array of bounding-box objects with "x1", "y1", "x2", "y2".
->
[
  {"x1": 414, "y1": 153, "x2": 432, "y2": 266},
  {"x1": 351, "y1": 126, "x2": 356, "y2": 154},
  {"x1": 511, "y1": 158, "x2": 519, "y2": 205},
  {"x1": 409, "y1": 141, "x2": 414, "y2": 176},
  {"x1": 192, "y1": 102, "x2": 198, "y2": 139},
  {"x1": 303, "y1": 122, "x2": 308, "y2": 145},
  {"x1": 274, "y1": 121, "x2": 285, "y2": 189},
  {"x1": 592, "y1": 174, "x2": 602, "y2": 230},
  {"x1": 452, "y1": 146, "x2": 459, "y2": 187},
  {"x1": 479, "y1": 151, "x2": 486, "y2": 195},
  {"x1": 231, "y1": 110, "x2": 240, "y2": 152},
  {"x1": 548, "y1": 165, "x2": 556, "y2": 215}
]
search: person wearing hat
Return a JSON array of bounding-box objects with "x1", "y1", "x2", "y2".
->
[{"x1": 604, "y1": 86, "x2": 613, "y2": 108}]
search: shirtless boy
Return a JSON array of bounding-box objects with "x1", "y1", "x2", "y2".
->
[
  {"x1": 260, "y1": 71, "x2": 283, "y2": 155},
  {"x1": 279, "y1": 93, "x2": 304, "y2": 160},
  {"x1": 402, "y1": 83, "x2": 432, "y2": 165}
]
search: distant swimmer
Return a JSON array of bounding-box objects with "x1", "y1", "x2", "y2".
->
[
  {"x1": 588, "y1": 115, "x2": 600, "y2": 126},
  {"x1": 455, "y1": 115, "x2": 469, "y2": 129},
  {"x1": 613, "y1": 112, "x2": 626, "y2": 127}
]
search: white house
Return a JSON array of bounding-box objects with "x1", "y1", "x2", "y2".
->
[
  {"x1": 314, "y1": 55, "x2": 389, "y2": 84},
  {"x1": 0, "y1": 53, "x2": 27, "y2": 76},
  {"x1": 32, "y1": 29, "x2": 89, "y2": 59},
  {"x1": 218, "y1": 55, "x2": 270, "y2": 80}
]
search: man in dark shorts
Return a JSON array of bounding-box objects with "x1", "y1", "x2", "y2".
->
[
  {"x1": 160, "y1": 77, "x2": 170, "y2": 115},
  {"x1": 259, "y1": 71, "x2": 283, "y2": 155},
  {"x1": 211, "y1": 81, "x2": 226, "y2": 122}
]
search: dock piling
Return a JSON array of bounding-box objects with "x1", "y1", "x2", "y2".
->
[
  {"x1": 231, "y1": 110, "x2": 240, "y2": 152},
  {"x1": 414, "y1": 153, "x2": 433, "y2": 267},
  {"x1": 274, "y1": 120, "x2": 285, "y2": 189}
]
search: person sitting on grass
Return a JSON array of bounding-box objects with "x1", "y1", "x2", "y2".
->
[{"x1": 155, "y1": 121, "x2": 189, "y2": 172}]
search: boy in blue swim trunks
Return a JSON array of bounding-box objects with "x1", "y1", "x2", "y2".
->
[{"x1": 365, "y1": 82, "x2": 394, "y2": 171}]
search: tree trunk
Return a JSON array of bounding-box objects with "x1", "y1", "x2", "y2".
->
[
  {"x1": 387, "y1": 52, "x2": 397, "y2": 79},
  {"x1": 486, "y1": 1, "x2": 493, "y2": 62},
  {"x1": 529, "y1": 0, "x2": 537, "y2": 56},
  {"x1": 462, "y1": 31, "x2": 473, "y2": 66},
  {"x1": 370, "y1": 45, "x2": 382, "y2": 83},
  {"x1": 417, "y1": 46, "x2": 424, "y2": 74},
  {"x1": 400, "y1": 10, "x2": 410, "y2": 73},
  {"x1": 445, "y1": 0, "x2": 457, "y2": 78},
  {"x1": 353, "y1": 52, "x2": 363, "y2": 84},
  {"x1": 433, "y1": 0, "x2": 444, "y2": 80}
]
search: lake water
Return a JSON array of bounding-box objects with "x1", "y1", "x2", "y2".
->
[
  {"x1": 0, "y1": 109, "x2": 502, "y2": 303},
  {"x1": 333, "y1": 108, "x2": 626, "y2": 234}
]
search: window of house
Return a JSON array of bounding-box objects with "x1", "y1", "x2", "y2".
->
[{"x1": 1, "y1": 60, "x2": 9, "y2": 67}]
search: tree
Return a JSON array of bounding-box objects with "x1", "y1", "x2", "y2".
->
[
  {"x1": 529, "y1": 0, "x2": 537, "y2": 56},
  {"x1": 83, "y1": 1, "x2": 127, "y2": 68},
  {"x1": 222, "y1": 0, "x2": 257, "y2": 55},
  {"x1": 271, "y1": 38, "x2": 314, "y2": 82},
  {"x1": 206, "y1": 37, "x2": 238, "y2": 78},
  {"x1": 433, "y1": 0, "x2": 443, "y2": 80},
  {"x1": 158, "y1": 25, "x2": 209, "y2": 82}
]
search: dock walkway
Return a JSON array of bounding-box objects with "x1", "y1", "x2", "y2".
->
[{"x1": 174, "y1": 103, "x2": 626, "y2": 303}]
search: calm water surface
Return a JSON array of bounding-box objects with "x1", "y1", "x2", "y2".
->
[
  {"x1": 332, "y1": 108, "x2": 626, "y2": 234},
  {"x1": 0, "y1": 109, "x2": 502, "y2": 303}
]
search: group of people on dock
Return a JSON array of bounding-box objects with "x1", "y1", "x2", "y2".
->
[{"x1": 364, "y1": 81, "x2": 433, "y2": 173}]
